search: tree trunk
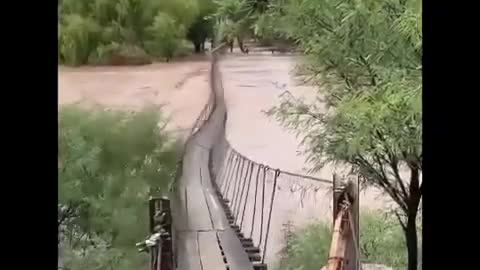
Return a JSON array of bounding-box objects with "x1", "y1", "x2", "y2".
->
[
  {"x1": 201, "y1": 41, "x2": 205, "y2": 52},
  {"x1": 405, "y1": 167, "x2": 421, "y2": 270},
  {"x1": 406, "y1": 211, "x2": 418, "y2": 270},
  {"x1": 194, "y1": 42, "x2": 202, "y2": 53},
  {"x1": 237, "y1": 37, "x2": 246, "y2": 53}
]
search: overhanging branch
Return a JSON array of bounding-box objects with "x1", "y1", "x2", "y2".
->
[{"x1": 355, "y1": 155, "x2": 408, "y2": 213}]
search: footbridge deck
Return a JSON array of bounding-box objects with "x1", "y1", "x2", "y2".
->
[{"x1": 157, "y1": 50, "x2": 350, "y2": 270}]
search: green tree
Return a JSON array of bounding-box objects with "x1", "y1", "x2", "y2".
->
[
  {"x1": 59, "y1": 14, "x2": 101, "y2": 65},
  {"x1": 59, "y1": 106, "x2": 179, "y2": 269},
  {"x1": 146, "y1": 12, "x2": 186, "y2": 61},
  {"x1": 156, "y1": 0, "x2": 199, "y2": 27},
  {"x1": 267, "y1": 1, "x2": 422, "y2": 269},
  {"x1": 187, "y1": 15, "x2": 214, "y2": 52},
  {"x1": 58, "y1": 0, "x2": 208, "y2": 65},
  {"x1": 213, "y1": 0, "x2": 257, "y2": 52},
  {"x1": 186, "y1": 0, "x2": 215, "y2": 53}
]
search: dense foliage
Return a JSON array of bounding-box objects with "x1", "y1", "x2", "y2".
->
[
  {"x1": 277, "y1": 211, "x2": 421, "y2": 270},
  {"x1": 58, "y1": 106, "x2": 180, "y2": 269},
  {"x1": 213, "y1": 0, "x2": 271, "y2": 51},
  {"x1": 259, "y1": 0, "x2": 421, "y2": 269},
  {"x1": 58, "y1": 0, "x2": 216, "y2": 65}
]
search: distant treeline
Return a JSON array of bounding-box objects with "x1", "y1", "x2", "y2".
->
[{"x1": 58, "y1": 0, "x2": 215, "y2": 65}]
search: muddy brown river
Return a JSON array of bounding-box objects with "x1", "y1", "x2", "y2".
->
[
  {"x1": 59, "y1": 60, "x2": 211, "y2": 140},
  {"x1": 58, "y1": 53, "x2": 392, "y2": 266}
]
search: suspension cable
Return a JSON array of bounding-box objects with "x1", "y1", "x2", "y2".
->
[
  {"x1": 224, "y1": 155, "x2": 239, "y2": 196},
  {"x1": 262, "y1": 169, "x2": 281, "y2": 264},
  {"x1": 236, "y1": 160, "x2": 253, "y2": 224},
  {"x1": 250, "y1": 164, "x2": 263, "y2": 239},
  {"x1": 232, "y1": 158, "x2": 246, "y2": 210},
  {"x1": 212, "y1": 146, "x2": 225, "y2": 181},
  {"x1": 233, "y1": 158, "x2": 245, "y2": 219},
  {"x1": 218, "y1": 151, "x2": 233, "y2": 191},
  {"x1": 258, "y1": 165, "x2": 269, "y2": 248},
  {"x1": 240, "y1": 162, "x2": 255, "y2": 228}
]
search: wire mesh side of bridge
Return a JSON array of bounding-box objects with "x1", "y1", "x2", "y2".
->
[
  {"x1": 143, "y1": 45, "x2": 363, "y2": 270},
  {"x1": 211, "y1": 146, "x2": 362, "y2": 270},
  {"x1": 207, "y1": 47, "x2": 363, "y2": 270}
]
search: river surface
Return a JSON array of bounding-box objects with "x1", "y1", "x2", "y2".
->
[
  {"x1": 219, "y1": 53, "x2": 391, "y2": 264},
  {"x1": 58, "y1": 60, "x2": 211, "y2": 140},
  {"x1": 58, "y1": 54, "x2": 392, "y2": 267}
]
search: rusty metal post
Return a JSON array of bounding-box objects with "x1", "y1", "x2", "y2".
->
[
  {"x1": 159, "y1": 198, "x2": 174, "y2": 270},
  {"x1": 149, "y1": 197, "x2": 156, "y2": 233},
  {"x1": 148, "y1": 197, "x2": 174, "y2": 270},
  {"x1": 332, "y1": 174, "x2": 341, "y2": 223},
  {"x1": 345, "y1": 178, "x2": 359, "y2": 270},
  {"x1": 331, "y1": 174, "x2": 360, "y2": 270}
]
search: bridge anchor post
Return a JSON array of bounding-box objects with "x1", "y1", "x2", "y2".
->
[{"x1": 329, "y1": 174, "x2": 359, "y2": 270}]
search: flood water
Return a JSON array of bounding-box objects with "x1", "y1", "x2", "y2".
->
[
  {"x1": 58, "y1": 53, "x2": 392, "y2": 266},
  {"x1": 219, "y1": 53, "x2": 391, "y2": 265},
  {"x1": 58, "y1": 60, "x2": 211, "y2": 140}
]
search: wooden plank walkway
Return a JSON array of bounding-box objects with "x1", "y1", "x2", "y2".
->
[
  {"x1": 174, "y1": 91, "x2": 253, "y2": 270},
  {"x1": 177, "y1": 231, "x2": 202, "y2": 270},
  {"x1": 198, "y1": 232, "x2": 226, "y2": 270}
]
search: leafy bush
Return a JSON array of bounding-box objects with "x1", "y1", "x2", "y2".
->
[
  {"x1": 276, "y1": 210, "x2": 419, "y2": 270},
  {"x1": 99, "y1": 21, "x2": 126, "y2": 44},
  {"x1": 359, "y1": 211, "x2": 407, "y2": 269},
  {"x1": 145, "y1": 12, "x2": 186, "y2": 61},
  {"x1": 91, "y1": 0, "x2": 122, "y2": 26},
  {"x1": 276, "y1": 221, "x2": 332, "y2": 270},
  {"x1": 59, "y1": 14, "x2": 101, "y2": 66},
  {"x1": 175, "y1": 40, "x2": 196, "y2": 58},
  {"x1": 60, "y1": 0, "x2": 95, "y2": 17},
  {"x1": 58, "y1": 0, "x2": 212, "y2": 65},
  {"x1": 114, "y1": 0, "x2": 159, "y2": 44},
  {"x1": 156, "y1": 0, "x2": 200, "y2": 27},
  {"x1": 59, "y1": 105, "x2": 180, "y2": 269},
  {"x1": 253, "y1": 12, "x2": 285, "y2": 43},
  {"x1": 88, "y1": 42, "x2": 152, "y2": 65}
]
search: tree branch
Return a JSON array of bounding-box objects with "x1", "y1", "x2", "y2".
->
[
  {"x1": 374, "y1": 130, "x2": 410, "y2": 201},
  {"x1": 354, "y1": 155, "x2": 408, "y2": 213},
  {"x1": 395, "y1": 210, "x2": 407, "y2": 231}
]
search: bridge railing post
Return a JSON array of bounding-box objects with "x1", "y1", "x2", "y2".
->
[
  {"x1": 148, "y1": 197, "x2": 174, "y2": 270},
  {"x1": 331, "y1": 174, "x2": 359, "y2": 270}
]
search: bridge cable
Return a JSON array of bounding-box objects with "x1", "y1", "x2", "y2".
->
[
  {"x1": 258, "y1": 165, "x2": 269, "y2": 248},
  {"x1": 222, "y1": 154, "x2": 236, "y2": 195},
  {"x1": 235, "y1": 160, "x2": 253, "y2": 224},
  {"x1": 218, "y1": 150, "x2": 233, "y2": 191},
  {"x1": 235, "y1": 160, "x2": 252, "y2": 220},
  {"x1": 232, "y1": 158, "x2": 246, "y2": 210},
  {"x1": 240, "y1": 162, "x2": 255, "y2": 228},
  {"x1": 262, "y1": 169, "x2": 281, "y2": 264},
  {"x1": 249, "y1": 164, "x2": 263, "y2": 239},
  {"x1": 233, "y1": 159, "x2": 248, "y2": 218},
  {"x1": 224, "y1": 155, "x2": 239, "y2": 197}
]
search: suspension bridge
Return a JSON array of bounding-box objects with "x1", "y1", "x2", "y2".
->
[{"x1": 144, "y1": 45, "x2": 361, "y2": 270}]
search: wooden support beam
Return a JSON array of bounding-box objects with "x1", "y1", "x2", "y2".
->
[{"x1": 329, "y1": 175, "x2": 359, "y2": 270}]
